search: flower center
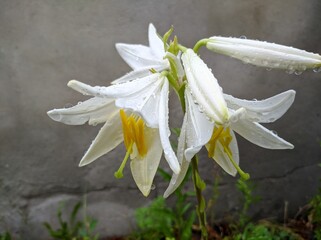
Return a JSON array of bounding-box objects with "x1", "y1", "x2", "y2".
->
[
  {"x1": 207, "y1": 126, "x2": 249, "y2": 180},
  {"x1": 114, "y1": 109, "x2": 147, "y2": 179},
  {"x1": 119, "y1": 109, "x2": 147, "y2": 157}
]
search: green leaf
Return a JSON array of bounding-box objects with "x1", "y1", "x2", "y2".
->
[
  {"x1": 157, "y1": 168, "x2": 172, "y2": 182},
  {"x1": 70, "y1": 202, "x2": 82, "y2": 225}
]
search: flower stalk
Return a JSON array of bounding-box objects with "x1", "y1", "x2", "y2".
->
[{"x1": 191, "y1": 155, "x2": 208, "y2": 240}]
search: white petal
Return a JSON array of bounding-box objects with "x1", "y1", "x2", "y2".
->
[
  {"x1": 148, "y1": 23, "x2": 165, "y2": 59},
  {"x1": 131, "y1": 127, "x2": 162, "y2": 197},
  {"x1": 79, "y1": 113, "x2": 124, "y2": 166},
  {"x1": 111, "y1": 65, "x2": 167, "y2": 84},
  {"x1": 68, "y1": 74, "x2": 159, "y2": 98},
  {"x1": 116, "y1": 43, "x2": 164, "y2": 70},
  {"x1": 184, "y1": 91, "x2": 214, "y2": 161},
  {"x1": 207, "y1": 37, "x2": 321, "y2": 71},
  {"x1": 224, "y1": 90, "x2": 296, "y2": 123},
  {"x1": 116, "y1": 76, "x2": 164, "y2": 128},
  {"x1": 206, "y1": 130, "x2": 239, "y2": 176},
  {"x1": 182, "y1": 49, "x2": 229, "y2": 124},
  {"x1": 158, "y1": 79, "x2": 180, "y2": 174},
  {"x1": 164, "y1": 114, "x2": 189, "y2": 198},
  {"x1": 231, "y1": 119, "x2": 294, "y2": 149},
  {"x1": 47, "y1": 97, "x2": 117, "y2": 126},
  {"x1": 163, "y1": 158, "x2": 190, "y2": 198}
]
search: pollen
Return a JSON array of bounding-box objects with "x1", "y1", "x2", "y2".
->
[{"x1": 119, "y1": 109, "x2": 147, "y2": 157}]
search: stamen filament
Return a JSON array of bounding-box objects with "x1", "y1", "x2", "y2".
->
[
  {"x1": 225, "y1": 149, "x2": 250, "y2": 180},
  {"x1": 114, "y1": 142, "x2": 133, "y2": 179},
  {"x1": 207, "y1": 126, "x2": 224, "y2": 158}
]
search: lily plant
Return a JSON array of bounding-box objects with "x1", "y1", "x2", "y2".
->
[{"x1": 48, "y1": 23, "x2": 321, "y2": 240}]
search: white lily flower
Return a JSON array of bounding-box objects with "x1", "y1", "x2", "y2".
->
[
  {"x1": 164, "y1": 89, "x2": 295, "y2": 197},
  {"x1": 112, "y1": 23, "x2": 170, "y2": 84},
  {"x1": 181, "y1": 49, "x2": 229, "y2": 125},
  {"x1": 64, "y1": 73, "x2": 180, "y2": 175},
  {"x1": 206, "y1": 37, "x2": 321, "y2": 73},
  {"x1": 48, "y1": 91, "x2": 164, "y2": 197}
]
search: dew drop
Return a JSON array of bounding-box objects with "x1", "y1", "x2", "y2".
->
[
  {"x1": 268, "y1": 117, "x2": 276, "y2": 122},
  {"x1": 242, "y1": 57, "x2": 250, "y2": 64},
  {"x1": 64, "y1": 103, "x2": 73, "y2": 108},
  {"x1": 239, "y1": 35, "x2": 247, "y2": 39},
  {"x1": 272, "y1": 130, "x2": 278, "y2": 136},
  {"x1": 313, "y1": 67, "x2": 321, "y2": 73},
  {"x1": 171, "y1": 177, "x2": 177, "y2": 185},
  {"x1": 151, "y1": 184, "x2": 156, "y2": 190}
]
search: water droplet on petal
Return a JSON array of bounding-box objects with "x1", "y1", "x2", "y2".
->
[
  {"x1": 239, "y1": 35, "x2": 247, "y2": 39},
  {"x1": 151, "y1": 184, "x2": 156, "y2": 190},
  {"x1": 272, "y1": 130, "x2": 278, "y2": 136},
  {"x1": 313, "y1": 67, "x2": 321, "y2": 73},
  {"x1": 64, "y1": 103, "x2": 73, "y2": 108}
]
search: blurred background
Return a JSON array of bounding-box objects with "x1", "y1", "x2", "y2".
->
[{"x1": 0, "y1": 0, "x2": 320, "y2": 238}]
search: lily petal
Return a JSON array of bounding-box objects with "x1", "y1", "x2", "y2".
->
[
  {"x1": 116, "y1": 76, "x2": 165, "y2": 128},
  {"x1": 224, "y1": 90, "x2": 296, "y2": 123},
  {"x1": 79, "y1": 113, "x2": 124, "y2": 166},
  {"x1": 68, "y1": 74, "x2": 159, "y2": 98},
  {"x1": 111, "y1": 65, "x2": 166, "y2": 84},
  {"x1": 158, "y1": 79, "x2": 180, "y2": 174},
  {"x1": 231, "y1": 119, "x2": 294, "y2": 149},
  {"x1": 163, "y1": 159, "x2": 190, "y2": 198},
  {"x1": 47, "y1": 97, "x2": 116, "y2": 126},
  {"x1": 207, "y1": 130, "x2": 238, "y2": 176},
  {"x1": 184, "y1": 91, "x2": 214, "y2": 161},
  {"x1": 182, "y1": 49, "x2": 229, "y2": 124},
  {"x1": 148, "y1": 23, "x2": 165, "y2": 59},
  {"x1": 131, "y1": 127, "x2": 162, "y2": 197},
  {"x1": 116, "y1": 43, "x2": 164, "y2": 70},
  {"x1": 207, "y1": 37, "x2": 321, "y2": 71},
  {"x1": 163, "y1": 114, "x2": 189, "y2": 198}
]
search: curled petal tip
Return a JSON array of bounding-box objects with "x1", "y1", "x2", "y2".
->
[{"x1": 67, "y1": 79, "x2": 79, "y2": 87}]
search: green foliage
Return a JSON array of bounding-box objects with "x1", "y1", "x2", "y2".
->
[
  {"x1": 0, "y1": 232, "x2": 11, "y2": 240},
  {"x1": 232, "y1": 222, "x2": 301, "y2": 240},
  {"x1": 130, "y1": 168, "x2": 195, "y2": 240},
  {"x1": 43, "y1": 201, "x2": 99, "y2": 240},
  {"x1": 236, "y1": 178, "x2": 260, "y2": 229},
  {"x1": 309, "y1": 164, "x2": 321, "y2": 239}
]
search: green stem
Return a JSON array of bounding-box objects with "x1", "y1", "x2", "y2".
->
[
  {"x1": 191, "y1": 155, "x2": 208, "y2": 240},
  {"x1": 178, "y1": 44, "x2": 188, "y2": 53},
  {"x1": 193, "y1": 38, "x2": 210, "y2": 53}
]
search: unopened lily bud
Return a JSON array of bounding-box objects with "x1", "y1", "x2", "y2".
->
[
  {"x1": 182, "y1": 49, "x2": 229, "y2": 125},
  {"x1": 206, "y1": 36, "x2": 321, "y2": 73}
]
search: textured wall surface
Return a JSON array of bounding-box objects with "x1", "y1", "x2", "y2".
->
[{"x1": 1, "y1": 0, "x2": 321, "y2": 239}]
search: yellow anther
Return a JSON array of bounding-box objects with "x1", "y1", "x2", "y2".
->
[
  {"x1": 119, "y1": 109, "x2": 147, "y2": 157},
  {"x1": 207, "y1": 126, "x2": 224, "y2": 158},
  {"x1": 207, "y1": 126, "x2": 250, "y2": 180}
]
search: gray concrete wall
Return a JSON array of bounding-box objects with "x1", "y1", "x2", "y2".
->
[{"x1": 0, "y1": 0, "x2": 320, "y2": 239}]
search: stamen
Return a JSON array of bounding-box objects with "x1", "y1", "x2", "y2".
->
[
  {"x1": 119, "y1": 109, "x2": 147, "y2": 158},
  {"x1": 207, "y1": 126, "x2": 224, "y2": 158},
  {"x1": 207, "y1": 126, "x2": 250, "y2": 180},
  {"x1": 224, "y1": 148, "x2": 250, "y2": 180},
  {"x1": 114, "y1": 142, "x2": 133, "y2": 179}
]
